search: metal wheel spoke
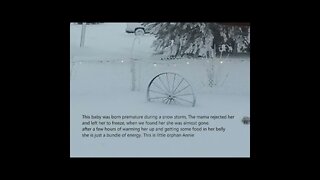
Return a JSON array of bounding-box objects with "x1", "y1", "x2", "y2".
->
[
  {"x1": 149, "y1": 89, "x2": 168, "y2": 96},
  {"x1": 172, "y1": 98, "x2": 182, "y2": 106},
  {"x1": 174, "y1": 96, "x2": 194, "y2": 104},
  {"x1": 174, "y1": 84, "x2": 190, "y2": 95},
  {"x1": 149, "y1": 96, "x2": 169, "y2": 100},
  {"x1": 172, "y1": 74, "x2": 176, "y2": 92},
  {"x1": 172, "y1": 78, "x2": 184, "y2": 94},
  {"x1": 158, "y1": 76, "x2": 170, "y2": 93},
  {"x1": 174, "y1": 93, "x2": 193, "y2": 97},
  {"x1": 166, "y1": 73, "x2": 171, "y2": 92},
  {"x1": 163, "y1": 97, "x2": 170, "y2": 104},
  {"x1": 152, "y1": 82, "x2": 167, "y2": 93}
]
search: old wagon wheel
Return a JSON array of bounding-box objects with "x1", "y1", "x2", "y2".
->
[{"x1": 147, "y1": 72, "x2": 196, "y2": 107}]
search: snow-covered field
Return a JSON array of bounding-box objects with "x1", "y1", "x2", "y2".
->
[{"x1": 70, "y1": 23, "x2": 250, "y2": 157}]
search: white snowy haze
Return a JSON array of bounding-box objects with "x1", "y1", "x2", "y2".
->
[{"x1": 70, "y1": 23, "x2": 250, "y2": 157}]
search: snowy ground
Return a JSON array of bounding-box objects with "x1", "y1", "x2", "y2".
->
[{"x1": 70, "y1": 23, "x2": 250, "y2": 157}]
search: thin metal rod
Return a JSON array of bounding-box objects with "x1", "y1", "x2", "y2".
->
[
  {"x1": 174, "y1": 96, "x2": 193, "y2": 104},
  {"x1": 172, "y1": 74, "x2": 176, "y2": 92},
  {"x1": 174, "y1": 93, "x2": 193, "y2": 97},
  {"x1": 166, "y1": 73, "x2": 171, "y2": 93},
  {"x1": 174, "y1": 84, "x2": 190, "y2": 95},
  {"x1": 149, "y1": 96, "x2": 169, "y2": 100},
  {"x1": 158, "y1": 76, "x2": 170, "y2": 93},
  {"x1": 149, "y1": 89, "x2": 168, "y2": 96},
  {"x1": 163, "y1": 97, "x2": 170, "y2": 104},
  {"x1": 172, "y1": 78, "x2": 184, "y2": 94},
  {"x1": 152, "y1": 82, "x2": 167, "y2": 93}
]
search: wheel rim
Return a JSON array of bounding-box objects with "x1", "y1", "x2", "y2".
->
[
  {"x1": 135, "y1": 29, "x2": 144, "y2": 36},
  {"x1": 147, "y1": 72, "x2": 196, "y2": 107}
]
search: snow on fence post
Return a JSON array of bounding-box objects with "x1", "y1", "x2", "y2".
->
[
  {"x1": 130, "y1": 60, "x2": 136, "y2": 91},
  {"x1": 207, "y1": 58, "x2": 216, "y2": 87},
  {"x1": 80, "y1": 23, "x2": 86, "y2": 47},
  {"x1": 130, "y1": 37, "x2": 141, "y2": 91},
  {"x1": 137, "y1": 62, "x2": 141, "y2": 91}
]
